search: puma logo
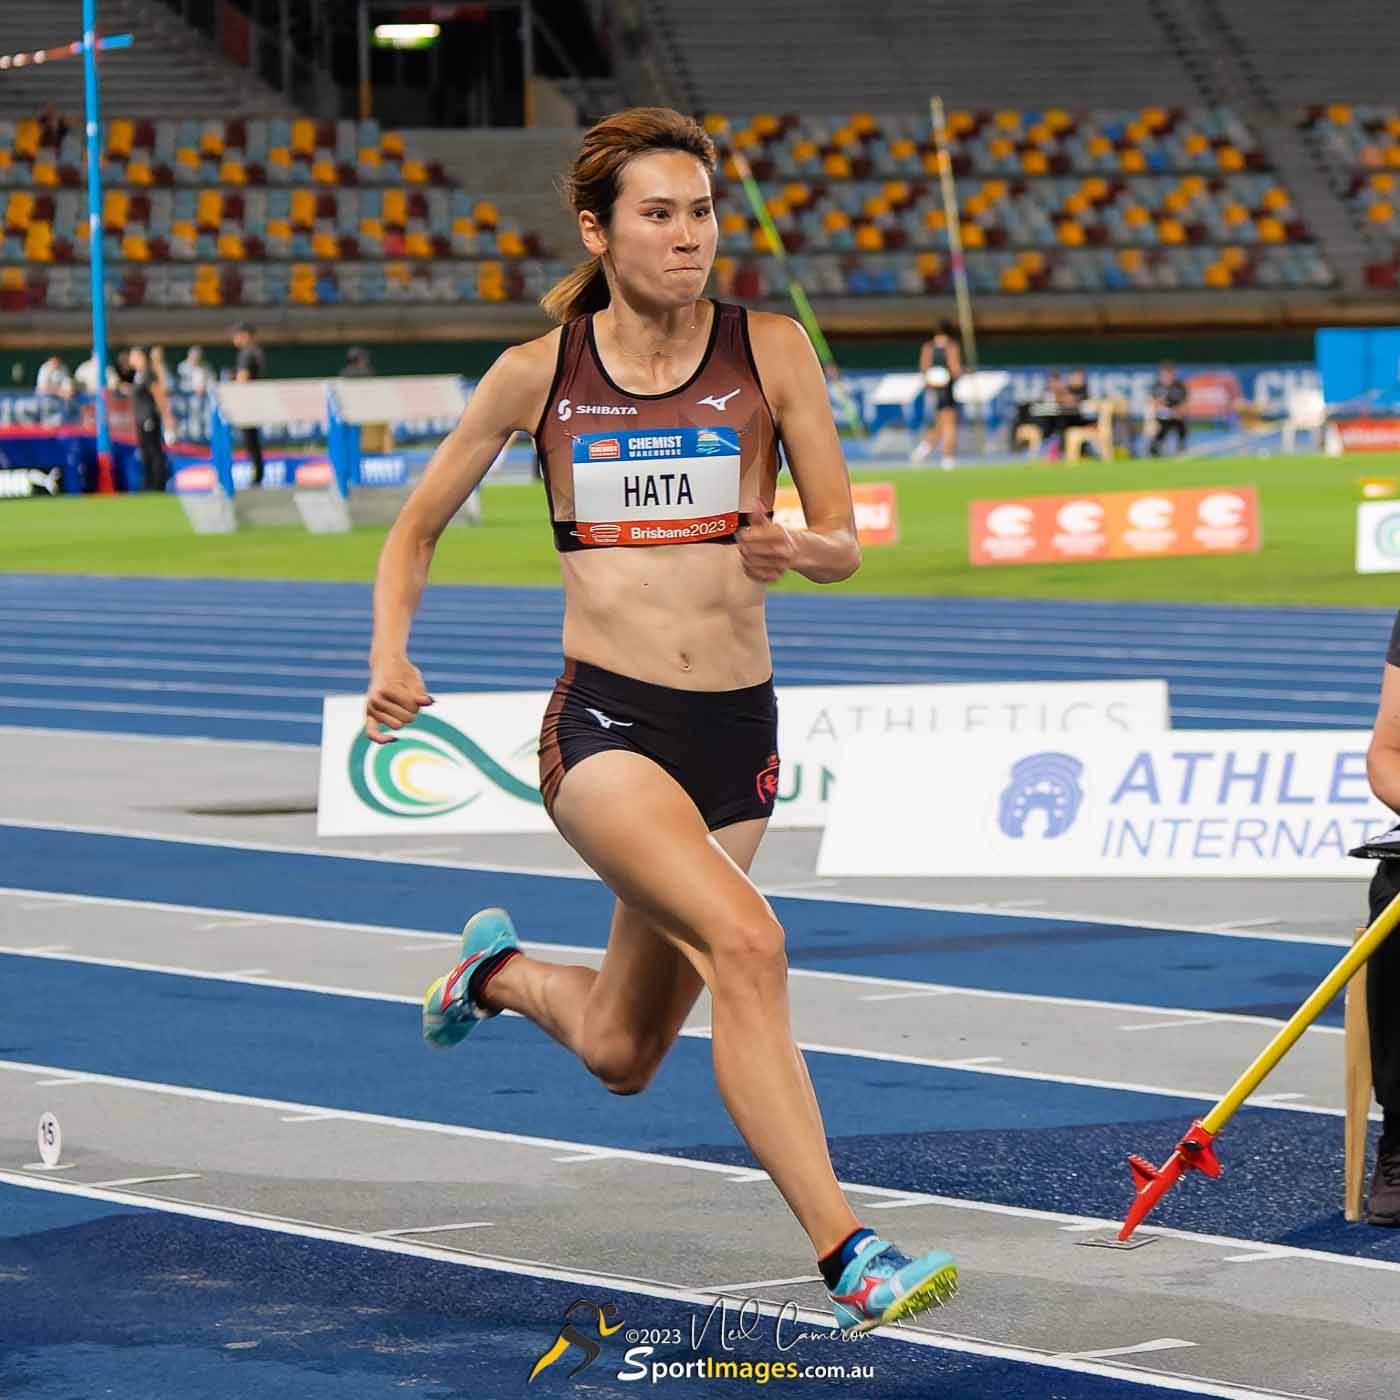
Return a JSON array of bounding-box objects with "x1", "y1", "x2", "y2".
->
[{"x1": 697, "y1": 389, "x2": 742, "y2": 411}]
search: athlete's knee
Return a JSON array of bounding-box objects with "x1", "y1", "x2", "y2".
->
[
  {"x1": 711, "y1": 911, "x2": 788, "y2": 988},
  {"x1": 583, "y1": 1027, "x2": 669, "y2": 1096}
]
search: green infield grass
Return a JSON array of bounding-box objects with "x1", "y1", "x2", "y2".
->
[{"x1": 1, "y1": 451, "x2": 1392, "y2": 606}]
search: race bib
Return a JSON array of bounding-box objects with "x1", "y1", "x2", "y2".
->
[{"x1": 570, "y1": 426, "x2": 740, "y2": 546}]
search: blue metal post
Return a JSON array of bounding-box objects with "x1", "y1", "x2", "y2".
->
[{"x1": 82, "y1": 0, "x2": 113, "y2": 492}]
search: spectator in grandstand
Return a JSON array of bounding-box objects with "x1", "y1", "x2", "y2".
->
[
  {"x1": 341, "y1": 346, "x2": 375, "y2": 378},
  {"x1": 126, "y1": 347, "x2": 173, "y2": 492},
  {"x1": 913, "y1": 320, "x2": 961, "y2": 468},
  {"x1": 1148, "y1": 362, "x2": 1188, "y2": 456},
  {"x1": 1363, "y1": 610, "x2": 1400, "y2": 1226},
  {"x1": 342, "y1": 346, "x2": 393, "y2": 453},
  {"x1": 177, "y1": 345, "x2": 213, "y2": 397},
  {"x1": 35, "y1": 355, "x2": 74, "y2": 401},
  {"x1": 232, "y1": 322, "x2": 266, "y2": 486},
  {"x1": 38, "y1": 103, "x2": 71, "y2": 149}
]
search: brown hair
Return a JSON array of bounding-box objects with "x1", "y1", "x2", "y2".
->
[{"x1": 540, "y1": 107, "x2": 717, "y2": 324}]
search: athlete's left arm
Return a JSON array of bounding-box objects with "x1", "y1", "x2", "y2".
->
[{"x1": 744, "y1": 313, "x2": 860, "y2": 585}]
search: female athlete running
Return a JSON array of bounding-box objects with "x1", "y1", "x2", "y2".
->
[{"x1": 365, "y1": 107, "x2": 957, "y2": 1331}]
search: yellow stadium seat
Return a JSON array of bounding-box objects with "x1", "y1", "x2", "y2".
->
[
  {"x1": 1387, "y1": 117, "x2": 1400, "y2": 139},
  {"x1": 922, "y1": 208, "x2": 946, "y2": 231},
  {"x1": 1123, "y1": 204, "x2": 1150, "y2": 228},
  {"x1": 850, "y1": 113, "x2": 876, "y2": 136},
  {"x1": 994, "y1": 109, "x2": 1021, "y2": 131},
  {"x1": 1027, "y1": 122, "x2": 1051, "y2": 145},
  {"x1": 831, "y1": 126, "x2": 857, "y2": 149},
  {"x1": 1327, "y1": 104, "x2": 1353, "y2": 125},
  {"x1": 14, "y1": 120, "x2": 40, "y2": 159},
  {"x1": 120, "y1": 232, "x2": 149, "y2": 261},
  {"x1": 102, "y1": 189, "x2": 129, "y2": 231},
  {"x1": 854, "y1": 224, "x2": 883, "y2": 251},
  {"x1": 1221, "y1": 245, "x2": 1248, "y2": 269},
  {"x1": 0, "y1": 150, "x2": 9, "y2": 173},
  {"x1": 196, "y1": 190, "x2": 223, "y2": 230},
  {"x1": 311, "y1": 158, "x2": 338, "y2": 185},
  {"x1": 864, "y1": 194, "x2": 890, "y2": 218},
  {"x1": 722, "y1": 156, "x2": 742, "y2": 181},
  {"x1": 1369, "y1": 201, "x2": 1395, "y2": 224},
  {"x1": 404, "y1": 231, "x2": 432, "y2": 257},
  {"x1": 1372, "y1": 172, "x2": 1397, "y2": 193},
  {"x1": 265, "y1": 218, "x2": 292, "y2": 241},
  {"x1": 890, "y1": 138, "x2": 916, "y2": 160},
  {"x1": 921, "y1": 151, "x2": 940, "y2": 176},
  {"x1": 358, "y1": 147, "x2": 382, "y2": 167},
  {"x1": 200, "y1": 127, "x2": 224, "y2": 157},
  {"x1": 382, "y1": 132, "x2": 405, "y2": 157},
  {"x1": 1081, "y1": 176, "x2": 1108, "y2": 200},
  {"x1": 1184, "y1": 133, "x2": 1209, "y2": 155},
  {"x1": 749, "y1": 226, "x2": 773, "y2": 251},
  {"x1": 1205, "y1": 262, "x2": 1232, "y2": 288},
  {"x1": 451, "y1": 216, "x2": 477, "y2": 238},
  {"x1": 916, "y1": 251, "x2": 942, "y2": 276},
  {"x1": 219, "y1": 159, "x2": 246, "y2": 185},
  {"x1": 703, "y1": 114, "x2": 729, "y2": 137},
  {"x1": 721, "y1": 210, "x2": 747, "y2": 236},
  {"x1": 1386, "y1": 146, "x2": 1400, "y2": 169},
  {"x1": 823, "y1": 153, "x2": 852, "y2": 178},
  {"x1": 999, "y1": 266, "x2": 1029, "y2": 292},
  {"x1": 1117, "y1": 247, "x2": 1144, "y2": 272},
  {"x1": 1257, "y1": 216, "x2": 1286, "y2": 242},
  {"x1": 175, "y1": 147, "x2": 201, "y2": 169},
  {"x1": 1022, "y1": 149, "x2": 1048, "y2": 175},
  {"x1": 128, "y1": 160, "x2": 153, "y2": 186},
  {"x1": 381, "y1": 189, "x2": 407, "y2": 225},
  {"x1": 1, "y1": 267, "x2": 26, "y2": 291},
  {"x1": 497, "y1": 229, "x2": 526, "y2": 257},
  {"x1": 1057, "y1": 220, "x2": 1085, "y2": 246},
  {"x1": 1063, "y1": 192, "x2": 1090, "y2": 216},
  {"x1": 765, "y1": 197, "x2": 789, "y2": 219},
  {"x1": 732, "y1": 128, "x2": 758, "y2": 151},
  {"x1": 961, "y1": 222, "x2": 985, "y2": 249},
  {"x1": 1163, "y1": 189, "x2": 1190, "y2": 214},
  {"x1": 822, "y1": 209, "x2": 850, "y2": 233},
  {"x1": 963, "y1": 193, "x2": 987, "y2": 217},
  {"x1": 218, "y1": 233, "x2": 245, "y2": 260},
  {"x1": 1262, "y1": 187, "x2": 1289, "y2": 211},
  {"x1": 359, "y1": 217, "x2": 383, "y2": 239},
  {"x1": 1125, "y1": 121, "x2": 1150, "y2": 144},
  {"x1": 754, "y1": 113, "x2": 781, "y2": 137},
  {"x1": 1223, "y1": 202, "x2": 1250, "y2": 225},
  {"x1": 470, "y1": 199, "x2": 496, "y2": 226},
  {"x1": 982, "y1": 179, "x2": 1008, "y2": 201},
  {"x1": 1179, "y1": 174, "x2": 1206, "y2": 196},
  {"x1": 193, "y1": 271, "x2": 222, "y2": 307},
  {"x1": 32, "y1": 160, "x2": 57, "y2": 188},
  {"x1": 791, "y1": 140, "x2": 818, "y2": 163},
  {"x1": 402, "y1": 159, "x2": 426, "y2": 184},
  {"x1": 1141, "y1": 107, "x2": 1168, "y2": 129},
  {"x1": 171, "y1": 219, "x2": 197, "y2": 242},
  {"x1": 1119, "y1": 148, "x2": 1146, "y2": 173},
  {"x1": 268, "y1": 147, "x2": 292, "y2": 168},
  {"x1": 882, "y1": 180, "x2": 910, "y2": 204},
  {"x1": 988, "y1": 137, "x2": 1015, "y2": 161},
  {"x1": 1158, "y1": 217, "x2": 1185, "y2": 244},
  {"x1": 783, "y1": 182, "x2": 811, "y2": 206},
  {"x1": 1017, "y1": 249, "x2": 1045, "y2": 274},
  {"x1": 290, "y1": 189, "x2": 316, "y2": 228},
  {"x1": 312, "y1": 231, "x2": 340, "y2": 258},
  {"x1": 1217, "y1": 146, "x2": 1245, "y2": 171},
  {"x1": 291, "y1": 119, "x2": 316, "y2": 157},
  {"x1": 24, "y1": 222, "x2": 53, "y2": 262},
  {"x1": 948, "y1": 111, "x2": 974, "y2": 136},
  {"x1": 1087, "y1": 135, "x2": 1113, "y2": 158}
]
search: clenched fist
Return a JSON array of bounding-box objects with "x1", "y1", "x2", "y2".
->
[
  {"x1": 365, "y1": 655, "x2": 434, "y2": 744},
  {"x1": 735, "y1": 497, "x2": 797, "y2": 583}
]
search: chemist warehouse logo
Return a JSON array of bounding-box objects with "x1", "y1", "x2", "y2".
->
[{"x1": 347, "y1": 712, "x2": 543, "y2": 818}]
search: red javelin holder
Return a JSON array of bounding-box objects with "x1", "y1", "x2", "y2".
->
[{"x1": 1118, "y1": 1120, "x2": 1221, "y2": 1242}]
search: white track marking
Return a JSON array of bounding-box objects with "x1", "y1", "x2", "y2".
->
[
  {"x1": 1064, "y1": 1339, "x2": 1199, "y2": 1360},
  {"x1": 0, "y1": 818, "x2": 1357, "y2": 947},
  {"x1": 376, "y1": 1221, "x2": 493, "y2": 1237},
  {"x1": 1119, "y1": 1017, "x2": 1215, "y2": 1032},
  {"x1": 0, "y1": 945, "x2": 1359, "y2": 1116},
  {"x1": 88, "y1": 1173, "x2": 202, "y2": 1188},
  {"x1": 0, "y1": 1169, "x2": 1335, "y2": 1400},
  {"x1": 0, "y1": 891, "x2": 1351, "y2": 1038}
]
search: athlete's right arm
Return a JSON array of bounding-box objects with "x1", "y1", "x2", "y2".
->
[
  {"x1": 365, "y1": 334, "x2": 558, "y2": 743},
  {"x1": 1368, "y1": 662, "x2": 1400, "y2": 814}
]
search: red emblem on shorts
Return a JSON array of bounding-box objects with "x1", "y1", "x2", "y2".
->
[{"x1": 756, "y1": 752, "x2": 780, "y2": 804}]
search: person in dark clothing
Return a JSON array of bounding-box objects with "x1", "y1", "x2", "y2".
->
[
  {"x1": 232, "y1": 321, "x2": 266, "y2": 485},
  {"x1": 342, "y1": 345, "x2": 374, "y2": 378},
  {"x1": 126, "y1": 346, "x2": 172, "y2": 492},
  {"x1": 1149, "y1": 362, "x2": 1188, "y2": 456},
  {"x1": 1364, "y1": 610, "x2": 1400, "y2": 1225}
]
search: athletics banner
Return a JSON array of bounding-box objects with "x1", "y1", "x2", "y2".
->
[
  {"x1": 773, "y1": 483, "x2": 898, "y2": 546},
  {"x1": 316, "y1": 678, "x2": 1168, "y2": 836},
  {"x1": 817, "y1": 731, "x2": 1389, "y2": 879},
  {"x1": 969, "y1": 486, "x2": 1259, "y2": 566}
]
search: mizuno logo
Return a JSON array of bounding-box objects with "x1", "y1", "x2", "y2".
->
[
  {"x1": 697, "y1": 389, "x2": 741, "y2": 411},
  {"x1": 585, "y1": 707, "x2": 634, "y2": 730}
]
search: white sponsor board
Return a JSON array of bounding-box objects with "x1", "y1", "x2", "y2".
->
[
  {"x1": 318, "y1": 679, "x2": 1168, "y2": 837},
  {"x1": 1356, "y1": 499, "x2": 1400, "y2": 573},
  {"x1": 817, "y1": 731, "x2": 1390, "y2": 879}
]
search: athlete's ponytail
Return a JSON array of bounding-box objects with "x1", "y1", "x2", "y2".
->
[{"x1": 541, "y1": 107, "x2": 716, "y2": 324}]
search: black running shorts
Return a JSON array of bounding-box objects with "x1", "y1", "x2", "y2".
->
[{"x1": 538, "y1": 659, "x2": 780, "y2": 831}]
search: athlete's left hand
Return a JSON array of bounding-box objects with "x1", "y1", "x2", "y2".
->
[{"x1": 735, "y1": 498, "x2": 797, "y2": 583}]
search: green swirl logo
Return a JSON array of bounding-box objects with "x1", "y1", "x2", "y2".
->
[
  {"x1": 1376, "y1": 512, "x2": 1400, "y2": 560},
  {"x1": 348, "y1": 712, "x2": 544, "y2": 818}
]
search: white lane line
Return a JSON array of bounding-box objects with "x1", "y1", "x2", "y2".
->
[
  {"x1": 20, "y1": 1162, "x2": 77, "y2": 1172},
  {"x1": 550, "y1": 1151, "x2": 619, "y2": 1163},
  {"x1": 859, "y1": 989, "x2": 956, "y2": 1002},
  {"x1": 198, "y1": 921, "x2": 270, "y2": 931},
  {"x1": 706, "y1": 1273, "x2": 821, "y2": 1293},
  {"x1": 88, "y1": 1173, "x2": 202, "y2": 1188},
  {"x1": 0, "y1": 945, "x2": 1361, "y2": 1117},
  {"x1": 1059, "y1": 1223, "x2": 1106, "y2": 1233},
  {"x1": 1210, "y1": 919, "x2": 1282, "y2": 932},
  {"x1": 1222, "y1": 1251, "x2": 1302, "y2": 1264},
  {"x1": 0, "y1": 1168, "x2": 1327, "y2": 1400},
  {"x1": 1063, "y1": 1339, "x2": 1199, "y2": 1361},
  {"x1": 34, "y1": 1075, "x2": 93, "y2": 1088},
  {"x1": 1119, "y1": 1017, "x2": 1213, "y2": 1033},
  {"x1": 0, "y1": 821, "x2": 1356, "y2": 947},
  {"x1": 0, "y1": 902, "x2": 1349, "y2": 1040},
  {"x1": 723, "y1": 1169, "x2": 770, "y2": 1184},
  {"x1": 377, "y1": 1221, "x2": 493, "y2": 1237},
  {"x1": 223, "y1": 968, "x2": 269, "y2": 978},
  {"x1": 0, "y1": 723, "x2": 308, "y2": 753},
  {"x1": 0, "y1": 697, "x2": 322, "y2": 724},
  {"x1": 280, "y1": 1111, "x2": 342, "y2": 1124}
]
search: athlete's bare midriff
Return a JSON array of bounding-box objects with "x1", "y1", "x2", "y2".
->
[{"x1": 559, "y1": 543, "x2": 772, "y2": 689}]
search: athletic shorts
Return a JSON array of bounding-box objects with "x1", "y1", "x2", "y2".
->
[{"x1": 538, "y1": 659, "x2": 780, "y2": 831}]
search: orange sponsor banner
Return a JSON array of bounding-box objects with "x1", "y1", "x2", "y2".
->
[
  {"x1": 1335, "y1": 418, "x2": 1400, "y2": 453},
  {"x1": 773, "y1": 482, "x2": 898, "y2": 546},
  {"x1": 969, "y1": 485, "x2": 1260, "y2": 566}
]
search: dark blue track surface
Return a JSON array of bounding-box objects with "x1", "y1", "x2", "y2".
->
[
  {"x1": 0, "y1": 824, "x2": 1348, "y2": 1022},
  {"x1": 4, "y1": 953, "x2": 1396, "y2": 1259},
  {"x1": 0, "y1": 575, "x2": 1391, "y2": 744},
  {"x1": 0, "y1": 1186, "x2": 1199, "y2": 1400}
]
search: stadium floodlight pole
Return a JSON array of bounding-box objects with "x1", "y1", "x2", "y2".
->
[
  {"x1": 928, "y1": 96, "x2": 982, "y2": 453},
  {"x1": 1118, "y1": 888, "x2": 1400, "y2": 1241},
  {"x1": 729, "y1": 149, "x2": 863, "y2": 436}
]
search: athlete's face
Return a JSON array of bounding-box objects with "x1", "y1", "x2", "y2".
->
[{"x1": 585, "y1": 151, "x2": 716, "y2": 308}]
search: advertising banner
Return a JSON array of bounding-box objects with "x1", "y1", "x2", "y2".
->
[
  {"x1": 817, "y1": 731, "x2": 1389, "y2": 879},
  {"x1": 1356, "y1": 499, "x2": 1400, "y2": 573},
  {"x1": 773, "y1": 483, "x2": 898, "y2": 546},
  {"x1": 1334, "y1": 419, "x2": 1400, "y2": 454},
  {"x1": 970, "y1": 486, "x2": 1259, "y2": 567},
  {"x1": 317, "y1": 679, "x2": 1169, "y2": 836}
]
